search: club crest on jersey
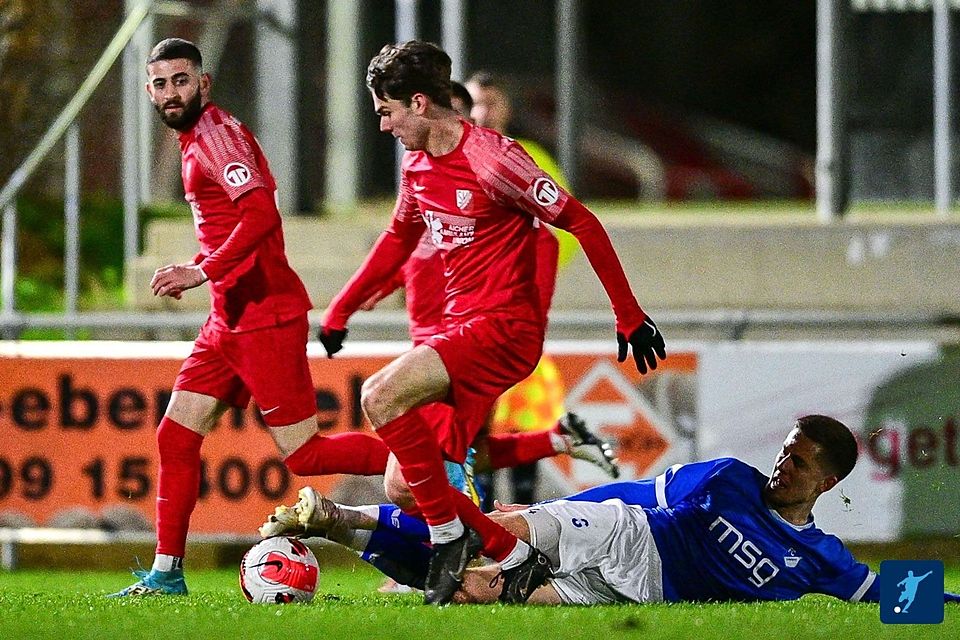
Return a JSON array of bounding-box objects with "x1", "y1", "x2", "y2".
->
[
  {"x1": 223, "y1": 162, "x2": 252, "y2": 187},
  {"x1": 456, "y1": 189, "x2": 473, "y2": 210},
  {"x1": 784, "y1": 548, "x2": 802, "y2": 568},
  {"x1": 532, "y1": 177, "x2": 560, "y2": 206},
  {"x1": 422, "y1": 210, "x2": 476, "y2": 249}
]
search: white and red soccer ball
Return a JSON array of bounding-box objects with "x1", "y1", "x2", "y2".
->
[{"x1": 239, "y1": 537, "x2": 319, "y2": 604}]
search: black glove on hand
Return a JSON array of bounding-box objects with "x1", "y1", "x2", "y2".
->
[
  {"x1": 318, "y1": 326, "x2": 347, "y2": 358},
  {"x1": 617, "y1": 318, "x2": 666, "y2": 375}
]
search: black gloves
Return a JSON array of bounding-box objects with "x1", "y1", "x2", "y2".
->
[
  {"x1": 617, "y1": 318, "x2": 666, "y2": 375},
  {"x1": 318, "y1": 326, "x2": 347, "y2": 358}
]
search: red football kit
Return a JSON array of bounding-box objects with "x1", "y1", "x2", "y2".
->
[
  {"x1": 325, "y1": 121, "x2": 648, "y2": 459},
  {"x1": 172, "y1": 103, "x2": 314, "y2": 425},
  {"x1": 153, "y1": 103, "x2": 388, "y2": 561},
  {"x1": 324, "y1": 120, "x2": 648, "y2": 561}
]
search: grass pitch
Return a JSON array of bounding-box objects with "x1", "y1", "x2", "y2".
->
[{"x1": 0, "y1": 564, "x2": 957, "y2": 640}]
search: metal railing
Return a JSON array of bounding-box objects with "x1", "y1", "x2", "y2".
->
[
  {"x1": 0, "y1": 1, "x2": 153, "y2": 334},
  {"x1": 0, "y1": 308, "x2": 952, "y2": 343}
]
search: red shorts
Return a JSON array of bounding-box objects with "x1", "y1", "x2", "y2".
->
[
  {"x1": 422, "y1": 314, "x2": 544, "y2": 462},
  {"x1": 173, "y1": 314, "x2": 316, "y2": 426}
]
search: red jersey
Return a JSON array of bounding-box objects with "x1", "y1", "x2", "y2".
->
[
  {"x1": 399, "y1": 223, "x2": 559, "y2": 344},
  {"x1": 179, "y1": 103, "x2": 312, "y2": 332},
  {"x1": 325, "y1": 121, "x2": 646, "y2": 337}
]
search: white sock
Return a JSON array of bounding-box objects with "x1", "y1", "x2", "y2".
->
[
  {"x1": 152, "y1": 554, "x2": 182, "y2": 572},
  {"x1": 428, "y1": 517, "x2": 465, "y2": 544},
  {"x1": 550, "y1": 431, "x2": 571, "y2": 454},
  {"x1": 499, "y1": 539, "x2": 533, "y2": 570}
]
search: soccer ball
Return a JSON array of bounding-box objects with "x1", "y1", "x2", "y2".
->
[{"x1": 239, "y1": 537, "x2": 319, "y2": 604}]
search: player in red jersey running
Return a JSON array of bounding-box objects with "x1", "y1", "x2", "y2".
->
[
  {"x1": 109, "y1": 38, "x2": 389, "y2": 598},
  {"x1": 358, "y1": 83, "x2": 618, "y2": 512},
  {"x1": 314, "y1": 41, "x2": 665, "y2": 605}
]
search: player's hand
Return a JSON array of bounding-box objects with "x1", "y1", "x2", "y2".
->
[
  {"x1": 617, "y1": 317, "x2": 666, "y2": 375},
  {"x1": 493, "y1": 500, "x2": 530, "y2": 513},
  {"x1": 318, "y1": 326, "x2": 347, "y2": 358},
  {"x1": 150, "y1": 263, "x2": 207, "y2": 298}
]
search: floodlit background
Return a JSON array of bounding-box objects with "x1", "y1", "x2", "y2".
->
[{"x1": 0, "y1": 0, "x2": 958, "y2": 577}]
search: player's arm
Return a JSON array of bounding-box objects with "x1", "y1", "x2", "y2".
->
[
  {"x1": 563, "y1": 458, "x2": 737, "y2": 508},
  {"x1": 153, "y1": 119, "x2": 281, "y2": 298},
  {"x1": 319, "y1": 181, "x2": 423, "y2": 357},
  {"x1": 359, "y1": 267, "x2": 407, "y2": 311},
  {"x1": 153, "y1": 187, "x2": 281, "y2": 297},
  {"x1": 549, "y1": 198, "x2": 664, "y2": 373},
  {"x1": 534, "y1": 224, "x2": 559, "y2": 324},
  {"x1": 809, "y1": 538, "x2": 880, "y2": 602},
  {"x1": 199, "y1": 187, "x2": 282, "y2": 280},
  {"x1": 475, "y1": 142, "x2": 664, "y2": 374}
]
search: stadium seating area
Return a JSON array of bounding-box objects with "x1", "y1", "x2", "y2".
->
[{"x1": 127, "y1": 210, "x2": 960, "y2": 324}]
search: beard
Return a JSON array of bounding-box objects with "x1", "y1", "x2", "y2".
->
[{"x1": 155, "y1": 89, "x2": 203, "y2": 131}]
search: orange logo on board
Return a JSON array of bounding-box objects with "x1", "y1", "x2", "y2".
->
[{"x1": 564, "y1": 360, "x2": 671, "y2": 479}]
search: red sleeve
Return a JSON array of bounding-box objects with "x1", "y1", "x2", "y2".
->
[
  {"x1": 323, "y1": 180, "x2": 423, "y2": 329},
  {"x1": 469, "y1": 139, "x2": 569, "y2": 223},
  {"x1": 468, "y1": 138, "x2": 645, "y2": 334},
  {"x1": 550, "y1": 198, "x2": 647, "y2": 335},
  {"x1": 194, "y1": 114, "x2": 267, "y2": 201},
  {"x1": 535, "y1": 225, "x2": 559, "y2": 324},
  {"x1": 198, "y1": 187, "x2": 280, "y2": 282},
  {"x1": 379, "y1": 268, "x2": 407, "y2": 299}
]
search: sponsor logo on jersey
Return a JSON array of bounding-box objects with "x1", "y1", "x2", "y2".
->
[
  {"x1": 456, "y1": 189, "x2": 473, "y2": 210},
  {"x1": 223, "y1": 162, "x2": 252, "y2": 187},
  {"x1": 422, "y1": 210, "x2": 476, "y2": 249},
  {"x1": 532, "y1": 177, "x2": 560, "y2": 206},
  {"x1": 709, "y1": 516, "x2": 780, "y2": 588}
]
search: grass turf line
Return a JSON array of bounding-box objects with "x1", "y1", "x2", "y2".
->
[{"x1": 0, "y1": 566, "x2": 957, "y2": 640}]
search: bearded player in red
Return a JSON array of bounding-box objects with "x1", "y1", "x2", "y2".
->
[
  {"x1": 309, "y1": 41, "x2": 665, "y2": 605},
  {"x1": 109, "y1": 38, "x2": 390, "y2": 597}
]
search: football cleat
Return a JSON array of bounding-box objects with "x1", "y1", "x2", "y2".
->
[
  {"x1": 559, "y1": 412, "x2": 620, "y2": 478},
  {"x1": 295, "y1": 486, "x2": 346, "y2": 537},
  {"x1": 258, "y1": 503, "x2": 305, "y2": 538},
  {"x1": 423, "y1": 528, "x2": 483, "y2": 605},
  {"x1": 491, "y1": 548, "x2": 554, "y2": 604},
  {"x1": 106, "y1": 568, "x2": 188, "y2": 598}
]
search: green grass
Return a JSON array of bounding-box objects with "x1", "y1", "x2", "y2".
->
[{"x1": 0, "y1": 565, "x2": 957, "y2": 640}]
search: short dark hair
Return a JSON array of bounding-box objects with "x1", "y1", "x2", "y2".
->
[
  {"x1": 147, "y1": 38, "x2": 202, "y2": 70},
  {"x1": 366, "y1": 41, "x2": 452, "y2": 109},
  {"x1": 796, "y1": 414, "x2": 858, "y2": 481},
  {"x1": 450, "y1": 81, "x2": 473, "y2": 114}
]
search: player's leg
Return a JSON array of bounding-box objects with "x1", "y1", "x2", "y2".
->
[
  {"x1": 230, "y1": 315, "x2": 391, "y2": 477},
  {"x1": 361, "y1": 346, "x2": 492, "y2": 604},
  {"x1": 480, "y1": 412, "x2": 619, "y2": 478},
  {"x1": 109, "y1": 320, "x2": 246, "y2": 598},
  {"x1": 373, "y1": 393, "x2": 537, "y2": 604},
  {"x1": 108, "y1": 389, "x2": 230, "y2": 597}
]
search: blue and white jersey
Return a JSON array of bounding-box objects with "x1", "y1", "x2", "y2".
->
[{"x1": 567, "y1": 458, "x2": 879, "y2": 603}]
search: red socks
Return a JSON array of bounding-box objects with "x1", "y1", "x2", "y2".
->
[
  {"x1": 486, "y1": 430, "x2": 557, "y2": 469},
  {"x1": 376, "y1": 411, "x2": 458, "y2": 527},
  {"x1": 377, "y1": 410, "x2": 520, "y2": 561},
  {"x1": 447, "y1": 488, "x2": 519, "y2": 562},
  {"x1": 284, "y1": 432, "x2": 390, "y2": 476},
  {"x1": 155, "y1": 417, "x2": 204, "y2": 558}
]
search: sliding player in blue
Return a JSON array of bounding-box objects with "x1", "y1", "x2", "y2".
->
[{"x1": 268, "y1": 414, "x2": 960, "y2": 605}]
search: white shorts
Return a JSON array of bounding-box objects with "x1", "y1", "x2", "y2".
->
[{"x1": 520, "y1": 498, "x2": 664, "y2": 605}]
